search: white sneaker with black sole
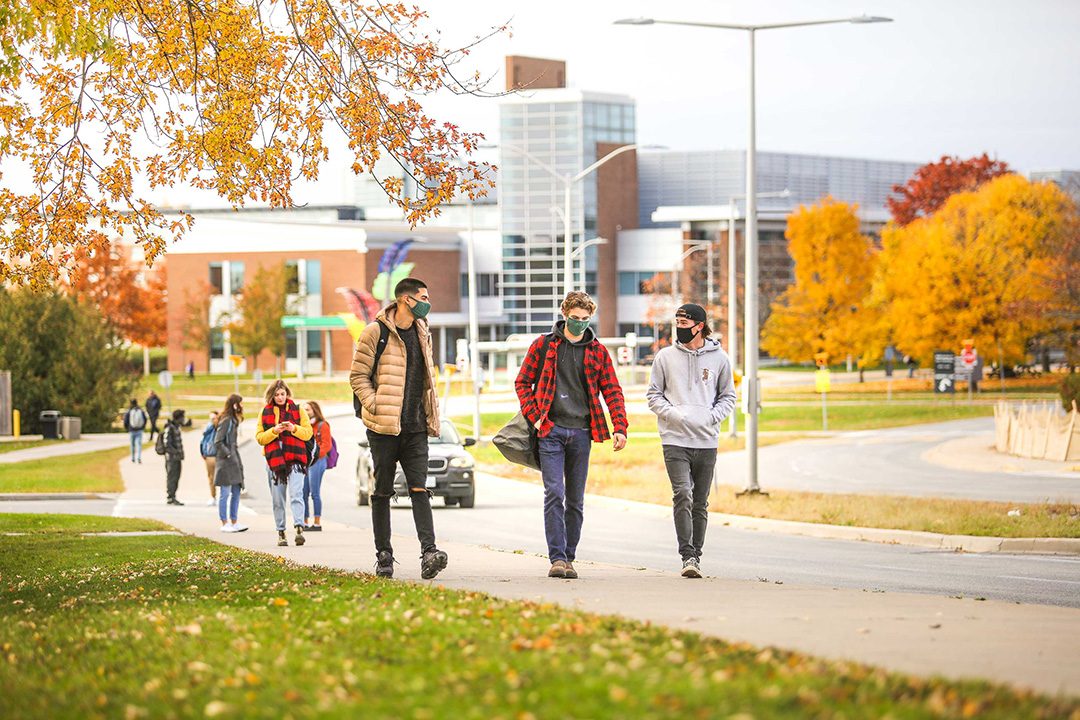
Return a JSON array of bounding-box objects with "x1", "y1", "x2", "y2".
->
[{"x1": 681, "y1": 557, "x2": 702, "y2": 579}]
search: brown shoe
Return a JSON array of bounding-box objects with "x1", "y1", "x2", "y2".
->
[
  {"x1": 563, "y1": 561, "x2": 578, "y2": 580},
  {"x1": 548, "y1": 561, "x2": 566, "y2": 578}
]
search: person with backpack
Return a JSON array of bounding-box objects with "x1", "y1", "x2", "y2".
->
[
  {"x1": 514, "y1": 291, "x2": 629, "y2": 580},
  {"x1": 122, "y1": 398, "x2": 149, "y2": 464},
  {"x1": 302, "y1": 400, "x2": 333, "y2": 532},
  {"x1": 350, "y1": 277, "x2": 448, "y2": 580},
  {"x1": 145, "y1": 390, "x2": 162, "y2": 441},
  {"x1": 200, "y1": 411, "x2": 219, "y2": 506},
  {"x1": 646, "y1": 303, "x2": 737, "y2": 579},
  {"x1": 159, "y1": 409, "x2": 186, "y2": 506},
  {"x1": 214, "y1": 394, "x2": 248, "y2": 533},
  {"x1": 255, "y1": 380, "x2": 313, "y2": 547}
]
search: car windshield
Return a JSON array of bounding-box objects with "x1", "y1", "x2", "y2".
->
[{"x1": 429, "y1": 421, "x2": 462, "y2": 445}]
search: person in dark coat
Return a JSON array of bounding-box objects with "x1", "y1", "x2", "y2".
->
[
  {"x1": 146, "y1": 391, "x2": 163, "y2": 441},
  {"x1": 163, "y1": 409, "x2": 185, "y2": 505},
  {"x1": 214, "y1": 394, "x2": 247, "y2": 532}
]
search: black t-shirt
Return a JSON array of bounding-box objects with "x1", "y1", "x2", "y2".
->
[
  {"x1": 549, "y1": 335, "x2": 590, "y2": 429},
  {"x1": 398, "y1": 324, "x2": 428, "y2": 433}
]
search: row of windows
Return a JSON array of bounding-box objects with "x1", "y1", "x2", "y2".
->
[
  {"x1": 209, "y1": 260, "x2": 322, "y2": 296},
  {"x1": 458, "y1": 273, "x2": 500, "y2": 298},
  {"x1": 618, "y1": 271, "x2": 664, "y2": 296},
  {"x1": 209, "y1": 329, "x2": 323, "y2": 360}
]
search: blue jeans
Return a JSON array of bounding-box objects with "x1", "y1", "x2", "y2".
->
[
  {"x1": 537, "y1": 425, "x2": 592, "y2": 563},
  {"x1": 267, "y1": 467, "x2": 306, "y2": 531},
  {"x1": 129, "y1": 430, "x2": 143, "y2": 462},
  {"x1": 304, "y1": 456, "x2": 327, "y2": 521},
  {"x1": 218, "y1": 484, "x2": 241, "y2": 523}
]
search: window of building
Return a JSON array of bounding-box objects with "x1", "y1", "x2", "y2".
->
[
  {"x1": 229, "y1": 261, "x2": 244, "y2": 295},
  {"x1": 460, "y1": 273, "x2": 501, "y2": 297},
  {"x1": 306, "y1": 330, "x2": 322, "y2": 359},
  {"x1": 305, "y1": 259, "x2": 321, "y2": 296},
  {"x1": 210, "y1": 328, "x2": 225, "y2": 360},
  {"x1": 284, "y1": 261, "x2": 300, "y2": 294},
  {"x1": 209, "y1": 263, "x2": 224, "y2": 295},
  {"x1": 284, "y1": 328, "x2": 297, "y2": 357},
  {"x1": 618, "y1": 271, "x2": 663, "y2": 296}
]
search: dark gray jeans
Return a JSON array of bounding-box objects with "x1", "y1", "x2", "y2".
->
[
  {"x1": 661, "y1": 445, "x2": 717, "y2": 561},
  {"x1": 165, "y1": 457, "x2": 182, "y2": 502}
]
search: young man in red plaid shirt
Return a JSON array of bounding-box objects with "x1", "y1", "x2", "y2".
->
[{"x1": 515, "y1": 291, "x2": 628, "y2": 579}]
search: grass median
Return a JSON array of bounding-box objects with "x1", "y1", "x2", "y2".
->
[
  {"x1": 0, "y1": 439, "x2": 61, "y2": 455},
  {"x1": 3, "y1": 513, "x2": 1074, "y2": 719},
  {"x1": 0, "y1": 446, "x2": 130, "y2": 494}
]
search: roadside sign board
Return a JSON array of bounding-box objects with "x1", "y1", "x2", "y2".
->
[
  {"x1": 157, "y1": 370, "x2": 173, "y2": 389},
  {"x1": 617, "y1": 346, "x2": 633, "y2": 365},
  {"x1": 814, "y1": 369, "x2": 831, "y2": 393},
  {"x1": 934, "y1": 351, "x2": 955, "y2": 394},
  {"x1": 229, "y1": 354, "x2": 243, "y2": 369}
]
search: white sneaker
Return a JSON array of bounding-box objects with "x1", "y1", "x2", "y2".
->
[
  {"x1": 220, "y1": 524, "x2": 236, "y2": 533},
  {"x1": 231, "y1": 523, "x2": 249, "y2": 533},
  {"x1": 206, "y1": 498, "x2": 216, "y2": 506}
]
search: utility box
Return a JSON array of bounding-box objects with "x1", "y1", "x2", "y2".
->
[
  {"x1": 59, "y1": 416, "x2": 81, "y2": 440},
  {"x1": 39, "y1": 410, "x2": 61, "y2": 439}
]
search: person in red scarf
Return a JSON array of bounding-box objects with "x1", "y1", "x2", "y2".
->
[{"x1": 256, "y1": 379, "x2": 314, "y2": 547}]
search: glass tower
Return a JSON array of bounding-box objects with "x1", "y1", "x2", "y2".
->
[{"x1": 498, "y1": 90, "x2": 635, "y2": 335}]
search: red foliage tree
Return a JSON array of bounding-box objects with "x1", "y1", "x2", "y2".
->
[{"x1": 887, "y1": 154, "x2": 1011, "y2": 226}]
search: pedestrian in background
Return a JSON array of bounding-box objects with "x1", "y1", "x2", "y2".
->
[
  {"x1": 302, "y1": 400, "x2": 331, "y2": 532},
  {"x1": 122, "y1": 398, "x2": 148, "y2": 464},
  {"x1": 163, "y1": 409, "x2": 186, "y2": 506},
  {"x1": 256, "y1": 380, "x2": 312, "y2": 547},
  {"x1": 514, "y1": 290, "x2": 629, "y2": 580},
  {"x1": 200, "y1": 411, "x2": 219, "y2": 506},
  {"x1": 146, "y1": 390, "x2": 162, "y2": 441},
  {"x1": 647, "y1": 303, "x2": 736, "y2": 578},
  {"x1": 215, "y1": 394, "x2": 247, "y2": 533}
]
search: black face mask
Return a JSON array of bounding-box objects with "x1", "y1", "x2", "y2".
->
[{"x1": 676, "y1": 325, "x2": 700, "y2": 344}]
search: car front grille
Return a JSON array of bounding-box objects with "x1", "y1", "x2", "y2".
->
[{"x1": 427, "y1": 458, "x2": 448, "y2": 474}]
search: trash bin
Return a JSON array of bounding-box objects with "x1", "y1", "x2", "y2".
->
[
  {"x1": 39, "y1": 410, "x2": 61, "y2": 439},
  {"x1": 59, "y1": 416, "x2": 81, "y2": 440}
]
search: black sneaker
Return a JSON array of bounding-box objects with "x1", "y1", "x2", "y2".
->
[
  {"x1": 375, "y1": 551, "x2": 395, "y2": 578},
  {"x1": 277, "y1": 530, "x2": 288, "y2": 547},
  {"x1": 305, "y1": 525, "x2": 322, "y2": 532},
  {"x1": 420, "y1": 549, "x2": 448, "y2": 580},
  {"x1": 681, "y1": 557, "x2": 702, "y2": 579},
  {"x1": 294, "y1": 525, "x2": 305, "y2": 546},
  {"x1": 166, "y1": 498, "x2": 184, "y2": 506}
]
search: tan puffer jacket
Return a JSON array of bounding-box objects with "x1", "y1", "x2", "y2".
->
[{"x1": 349, "y1": 305, "x2": 440, "y2": 437}]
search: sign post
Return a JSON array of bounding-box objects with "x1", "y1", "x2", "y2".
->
[
  {"x1": 158, "y1": 370, "x2": 173, "y2": 414},
  {"x1": 229, "y1": 355, "x2": 244, "y2": 395},
  {"x1": 958, "y1": 340, "x2": 978, "y2": 403},
  {"x1": 933, "y1": 351, "x2": 956, "y2": 397}
]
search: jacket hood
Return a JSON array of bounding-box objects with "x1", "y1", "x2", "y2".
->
[
  {"x1": 675, "y1": 337, "x2": 723, "y2": 355},
  {"x1": 552, "y1": 319, "x2": 595, "y2": 344}
]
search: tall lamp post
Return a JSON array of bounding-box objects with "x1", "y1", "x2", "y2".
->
[
  {"x1": 501, "y1": 143, "x2": 641, "y2": 298},
  {"x1": 616, "y1": 14, "x2": 892, "y2": 494}
]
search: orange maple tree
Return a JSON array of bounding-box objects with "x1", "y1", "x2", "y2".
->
[
  {"x1": 887, "y1": 153, "x2": 1010, "y2": 226},
  {"x1": 0, "y1": 1, "x2": 499, "y2": 286},
  {"x1": 66, "y1": 242, "x2": 165, "y2": 349}
]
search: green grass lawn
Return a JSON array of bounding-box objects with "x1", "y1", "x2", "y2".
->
[
  {"x1": 2, "y1": 514, "x2": 1073, "y2": 719},
  {"x1": 0, "y1": 446, "x2": 129, "y2": 493},
  {"x1": 0, "y1": 439, "x2": 62, "y2": 455}
]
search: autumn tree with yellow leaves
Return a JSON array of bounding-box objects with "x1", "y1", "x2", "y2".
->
[
  {"x1": 0, "y1": 1, "x2": 498, "y2": 286},
  {"x1": 875, "y1": 174, "x2": 1077, "y2": 369},
  {"x1": 761, "y1": 198, "x2": 877, "y2": 364}
]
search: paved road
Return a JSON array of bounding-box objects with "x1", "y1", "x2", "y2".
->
[
  {"x1": 241, "y1": 415, "x2": 1080, "y2": 609},
  {"x1": 713, "y1": 418, "x2": 1080, "y2": 503}
]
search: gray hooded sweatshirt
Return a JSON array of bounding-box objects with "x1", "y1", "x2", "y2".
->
[{"x1": 647, "y1": 338, "x2": 737, "y2": 449}]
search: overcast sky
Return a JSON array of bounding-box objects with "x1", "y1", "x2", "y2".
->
[{"x1": 416, "y1": 0, "x2": 1080, "y2": 173}]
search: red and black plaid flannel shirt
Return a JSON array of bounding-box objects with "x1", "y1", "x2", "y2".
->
[{"x1": 514, "y1": 333, "x2": 628, "y2": 442}]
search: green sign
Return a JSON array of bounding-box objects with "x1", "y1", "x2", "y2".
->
[{"x1": 280, "y1": 315, "x2": 348, "y2": 329}]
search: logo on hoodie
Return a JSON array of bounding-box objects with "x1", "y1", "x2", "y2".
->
[{"x1": 702, "y1": 368, "x2": 710, "y2": 382}]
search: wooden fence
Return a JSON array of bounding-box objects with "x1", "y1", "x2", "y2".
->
[{"x1": 994, "y1": 400, "x2": 1080, "y2": 461}]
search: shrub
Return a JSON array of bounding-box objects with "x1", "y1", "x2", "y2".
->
[
  {"x1": 0, "y1": 289, "x2": 137, "y2": 432},
  {"x1": 1061, "y1": 372, "x2": 1080, "y2": 412}
]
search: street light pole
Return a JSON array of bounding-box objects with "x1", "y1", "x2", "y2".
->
[
  {"x1": 465, "y1": 197, "x2": 482, "y2": 441},
  {"x1": 615, "y1": 13, "x2": 892, "y2": 495}
]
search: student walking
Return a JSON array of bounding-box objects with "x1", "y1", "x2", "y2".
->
[
  {"x1": 646, "y1": 303, "x2": 737, "y2": 578},
  {"x1": 162, "y1": 409, "x2": 186, "y2": 506},
  {"x1": 123, "y1": 399, "x2": 149, "y2": 464},
  {"x1": 302, "y1": 400, "x2": 331, "y2": 531},
  {"x1": 350, "y1": 277, "x2": 448, "y2": 580},
  {"x1": 146, "y1": 390, "x2": 162, "y2": 441},
  {"x1": 515, "y1": 291, "x2": 629, "y2": 580},
  {"x1": 256, "y1": 380, "x2": 313, "y2": 547},
  {"x1": 200, "y1": 411, "x2": 219, "y2": 506},
  {"x1": 214, "y1": 394, "x2": 248, "y2": 533}
]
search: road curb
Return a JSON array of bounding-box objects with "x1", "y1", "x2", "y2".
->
[{"x1": 0, "y1": 493, "x2": 104, "y2": 501}]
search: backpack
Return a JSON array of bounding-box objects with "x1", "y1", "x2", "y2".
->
[
  {"x1": 154, "y1": 426, "x2": 168, "y2": 456},
  {"x1": 353, "y1": 320, "x2": 391, "y2": 418},
  {"x1": 199, "y1": 423, "x2": 216, "y2": 458},
  {"x1": 325, "y1": 436, "x2": 339, "y2": 469},
  {"x1": 128, "y1": 408, "x2": 146, "y2": 430},
  {"x1": 304, "y1": 422, "x2": 320, "y2": 467}
]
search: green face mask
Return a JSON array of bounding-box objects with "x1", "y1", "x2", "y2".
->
[
  {"x1": 408, "y1": 296, "x2": 431, "y2": 319},
  {"x1": 565, "y1": 317, "x2": 591, "y2": 336}
]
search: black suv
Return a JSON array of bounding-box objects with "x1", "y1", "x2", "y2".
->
[{"x1": 356, "y1": 420, "x2": 477, "y2": 508}]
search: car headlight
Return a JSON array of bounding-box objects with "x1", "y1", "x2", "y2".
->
[{"x1": 449, "y1": 456, "x2": 474, "y2": 468}]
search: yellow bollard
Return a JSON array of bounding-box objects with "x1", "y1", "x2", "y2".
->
[{"x1": 13, "y1": 409, "x2": 20, "y2": 438}]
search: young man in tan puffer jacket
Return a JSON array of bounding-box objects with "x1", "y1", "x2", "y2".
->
[{"x1": 350, "y1": 277, "x2": 447, "y2": 580}]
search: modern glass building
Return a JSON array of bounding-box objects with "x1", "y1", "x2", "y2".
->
[{"x1": 498, "y1": 89, "x2": 636, "y2": 335}]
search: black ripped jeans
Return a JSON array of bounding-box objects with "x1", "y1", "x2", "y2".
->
[{"x1": 367, "y1": 429, "x2": 436, "y2": 556}]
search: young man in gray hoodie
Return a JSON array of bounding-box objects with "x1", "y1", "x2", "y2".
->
[{"x1": 646, "y1": 303, "x2": 737, "y2": 578}]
